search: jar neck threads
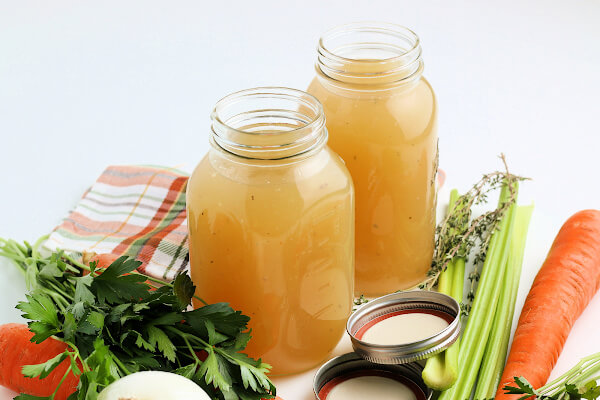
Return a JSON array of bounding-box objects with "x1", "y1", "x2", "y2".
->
[
  {"x1": 210, "y1": 87, "x2": 328, "y2": 160},
  {"x1": 317, "y1": 22, "x2": 424, "y2": 88}
]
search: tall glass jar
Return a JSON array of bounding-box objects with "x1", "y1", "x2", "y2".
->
[
  {"x1": 308, "y1": 23, "x2": 438, "y2": 296},
  {"x1": 187, "y1": 88, "x2": 355, "y2": 375}
]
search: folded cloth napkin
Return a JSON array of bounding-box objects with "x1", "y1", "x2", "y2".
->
[{"x1": 45, "y1": 165, "x2": 190, "y2": 282}]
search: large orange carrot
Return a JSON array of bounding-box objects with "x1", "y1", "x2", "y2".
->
[
  {"x1": 496, "y1": 209, "x2": 600, "y2": 399},
  {"x1": 0, "y1": 323, "x2": 79, "y2": 399}
]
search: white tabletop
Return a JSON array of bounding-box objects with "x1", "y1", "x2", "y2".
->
[{"x1": 1, "y1": 1, "x2": 600, "y2": 399}]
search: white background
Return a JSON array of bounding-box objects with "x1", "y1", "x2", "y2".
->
[{"x1": 1, "y1": 1, "x2": 599, "y2": 399}]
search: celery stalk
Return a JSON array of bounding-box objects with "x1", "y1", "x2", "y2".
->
[
  {"x1": 422, "y1": 190, "x2": 464, "y2": 391},
  {"x1": 444, "y1": 257, "x2": 465, "y2": 383},
  {"x1": 438, "y1": 182, "x2": 518, "y2": 400},
  {"x1": 437, "y1": 257, "x2": 454, "y2": 297},
  {"x1": 474, "y1": 204, "x2": 534, "y2": 399},
  {"x1": 422, "y1": 259, "x2": 461, "y2": 390}
]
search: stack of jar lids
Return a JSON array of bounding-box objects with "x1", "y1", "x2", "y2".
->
[{"x1": 313, "y1": 291, "x2": 461, "y2": 400}]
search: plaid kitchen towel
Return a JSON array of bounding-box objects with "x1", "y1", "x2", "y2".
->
[{"x1": 45, "y1": 165, "x2": 190, "y2": 282}]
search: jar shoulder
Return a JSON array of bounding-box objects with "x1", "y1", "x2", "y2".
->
[
  {"x1": 308, "y1": 76, "x2": 437, "y2": 143},
  {"x1": 309, "y1": 75, "x2": 436, "y2": 106},
  {"x1": 188, "y1": 147, "x2": 353, "y2": 194},
  {"x1": 420, "y1": 76, "x2": 437, "y2": 109}
]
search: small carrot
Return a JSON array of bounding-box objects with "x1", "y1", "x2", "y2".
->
[
  {"x1": 0, "y1": 323, "x2": 79, "y2": 400},
  {"x1": 496, "y1": 209, "x2": 600, "y2": 399}
]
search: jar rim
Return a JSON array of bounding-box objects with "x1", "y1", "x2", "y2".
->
[
  {"x1": 211, "y1": 87, "x2": 325, "y2": 135},
  {"x1": 319, "y1": 22, "x2": 421, "y2": 64},
  {"x1": 317, "y1": 22, "x2": 424, "y2": 87},
  {"x1": 210, "y1": 87, "x2": 328, "y2": 160}
]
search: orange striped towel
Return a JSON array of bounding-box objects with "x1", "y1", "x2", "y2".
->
[{"x1": 45, "y1": 165, "x2": 190, "y2": 282}]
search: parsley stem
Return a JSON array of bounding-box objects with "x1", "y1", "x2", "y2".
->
[
  {"x1": 45, "y1": 290, "x2": 69, "y2": 312},
  {"x1": 31, "y1": 234, "x2": 49, "y2": 259},
  {"x1": 50, "y1": 364, "x2": 72, "y2": 400},
  {"x1": 47, "y1": 281, "x2": 74, "y2": 302},
  {"x1": 62, "y1": 253, "x2": 91, "y2": 271},
  {"x1": 0, "y1": 248, "x2": 27, "y2": 264},
  {"x1": 180, "y1": 333, "x2": 202, "y2": 363},
  {"x1": 112, "y1": 352, "x2": 132, "y2": 376},
  {"x1": 64, "y1": 340, "x2": 91, "y2": 373},
  {"x1": 0, "y1": 251, "x2": 28, "y2": 277},
  {"x1": 3, "y1": 238, "x2": 28, "y2": 257}
]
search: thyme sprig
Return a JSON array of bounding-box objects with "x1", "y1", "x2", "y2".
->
[{"x1": 420, "y1": 155, "x2": 528, "y2": 313}]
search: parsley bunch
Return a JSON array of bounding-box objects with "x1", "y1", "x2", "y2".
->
[{"x1": 0, "y1": 238, "x2": 275, "y2": 400}]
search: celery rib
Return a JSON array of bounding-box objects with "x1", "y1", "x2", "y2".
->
[
  {"x1": 422, "y1": 189, "x2": 463, "y2": 391},
  {"x1": 438, "y1": 183, "x2": 518, "y2": 400},
  {"x1": 475, "y1": 204, "x2": 534, "y2": 399}
]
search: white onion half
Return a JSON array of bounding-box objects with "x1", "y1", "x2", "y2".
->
[{"x1": 97, "y1": 371, "x2": 211, "y2": 400}]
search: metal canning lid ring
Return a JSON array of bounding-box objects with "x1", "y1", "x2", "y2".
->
[
  {"x1": 313, "y1": 353, "x2": 432, "y2": 400},
  {"x1": 346, "y1": 291, "x2": 461, "y2": 365}
]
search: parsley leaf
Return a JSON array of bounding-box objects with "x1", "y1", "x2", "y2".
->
[
  {"x1": 21, "y1": 351, "x2": 69, "y2": 379},
  {"x1": 580, "y1": 380, "x2": 600, "y2": 400},
  {"x1": 17, "y1": 294, "x2": 59, "y2": 328},
  {"x1": 186, "y1": 303, "x2": 250, "y2": 338},
  {"x1": 13, "y1": 394, "x2": 52, "y2": 400},
  {"x1": 74, "y1": 275, "x2": 94, "y2": 304},
  {"x1": 173, "y1": 273, "x2": 196, "y2": 309},
  {"x1": 503, "y1": 377, "x2": 539, "y2": 400},
  {"x1": 146, "y1": 326, "x2": 176, "y2": 362},
  {"x1": 17, "y1": 294, "x2": 61, "y2": 343},
  {"x1": 92, "y1": 273, "x2": 148, "y2": 304}
]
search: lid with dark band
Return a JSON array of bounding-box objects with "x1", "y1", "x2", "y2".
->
[
  {"x1": 347, "y1": 291, "x2": 461, "y2": 364},
  {"x1": 313, "y1": 353, "x2": 432, "y2": 400}
]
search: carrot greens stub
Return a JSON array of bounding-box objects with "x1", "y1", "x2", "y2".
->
[{"x1": 503, "y1": 352, "x2": 600, "y2": 399}]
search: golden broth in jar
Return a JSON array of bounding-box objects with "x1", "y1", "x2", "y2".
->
[
  {"x1": 187, "y1": 88, "x2": 354, "y2": 375},
  {"x1": 308, "y1": 23, "x2": 438, "y2": 296}
]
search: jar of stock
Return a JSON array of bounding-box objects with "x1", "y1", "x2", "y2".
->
[
  {"x1": 308, "y1": 22, "x2": 438, "y2": 296},
  {"x1": 186, "y1": 87, "x2": 355, "y2": 375}
]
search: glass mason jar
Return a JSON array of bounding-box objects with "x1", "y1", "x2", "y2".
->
[
  {"x1": 308, "y1": 22, "x2": 438, "y2": 296},
  {"x1": 187, "y1": 87, "x2": 355, "y2": 375}
]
